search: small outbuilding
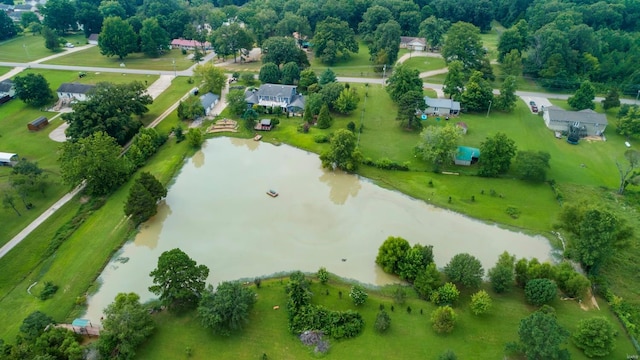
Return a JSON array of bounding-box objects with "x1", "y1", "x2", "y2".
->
[
  {"x1": 255, "y1": 119, "x2": 272, "y2": 131},
  {"x1": 28, "y1": 116, "x2": 49, "y2": 131},
  {"x1": 454, "y1": 146, "x2": 480, "y2": 166},
  {"x1": 88, "y1": 34, "x2": 99, "y2": 45},
  {"x1": 199, "y1": 92, "x2": 219, "y2": 116},
  {"x1": 0, "y1": 152, "x2": 19, "y2": 166}
]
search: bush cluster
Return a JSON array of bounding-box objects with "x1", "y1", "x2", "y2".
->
[{"x1": 363, "y1": 157, "x2": 410, "y2": 171}]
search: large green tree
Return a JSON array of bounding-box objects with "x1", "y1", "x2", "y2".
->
[
  {"x1": 573, "y1": 317, "x2": 617, "y2": 358},
  {"x1": 396, "y1": 90, "x2": 425, "y2": 130},
  {"x1": 124, "y1": 172, "x2": 166, "y2": 225},
  {"x1": 97, "y1": 293, "x2": 155, "y2": 360},
  {"x1": 42, "y1": 26, "x2": 60, "y2": 51},
  {"x1": 444, "y1": 253, "x2": 484, "y2": 289},
  {"x1": 376, "y1": 236, "x2": 411, "y2": 275},
  {"x1": 226, "y1": 89, "x2": 248, "y2": 116},
  {"x1": 358, "y1": 5, "x2": 392, "y2": 43},
  {"x1": 431, "y1": 306, "x2": 457, "y2": 334},
  {"x1": 478, "y1": 132, "x2": 517, "y2": 177},
  {"x1": 275, "y1": 12, "x2": 311, "y2": 39},
  {"x1": 140, "y1": 17, "x2": 169, "y2": 58},
  {"x1": 75, "y1": 1, "x2": 103, "y2": 37},
  {"x1": 261, "y1": 36, "x2": 308, "y2": 68},
  {"x1": 58, "y1": 131, "x2": 131, "y2": 195},
  {"x1": 567, "y1": 80, "x2": 596, "y2": 110},
  {"x1": 442, "y1": 60, "x2": 465, "y2": 100},
  {"x1": 488, "y1": 251, "x2": 515, "y2": 293},
  {"x1": 313, "y1": 17, "x2": 359, "y2": 65},
  {"x1": 0, "y1": 11, "x2": 17, "y2": 41},
  {"x1": 319, "y1": 129, "x2": 363, "y2": 172},
  {"x1": 198, "y1": 282, "x2": 256, "y2": 336},
  {"x1": 193, "y1": 63, "x2": 227, "y2": 95},
  {"x1": 211, "y1": 22, "x2": 254, "y2": 63},
  {"x1": 616, "y1": 149, "x2": 640, "y2": 195},
  {"x1": 41, "y1": 0, "x2": 76, "y2": 34},
  {"x1": 13, "y1": 73, "x2": 55, "y2": 108},
  {"x1": 495, "y1": 75, "x2": 518, "y2": 112},
  {"x1": 281, "y1": 62, "x2": 301, "y2": 85},
  {"x1": 442, "y1": 22, "x2": 485, "y2": 74},
  {"x1": 334, "y1": 87, "x2": 360, "y2": 115},
  {"x1": 177, "y1": 96, "x2": 205, "y2": 120},
  {"x1": 497, "y1": 20, "x2": 529, "y2": 62},
  {"x1": 413, "y1": 263, "x2": 443, "y2": 299},
  {"x1": 99, "y1": 16, "x2": 137, "y2": 59},
  {"x1": 63, "y1": 81, "x2": 152, "y2": 145},
  {"x1": 461, "y1": 70, "x2": 494, "y2": 112},
  {"x1": 615, "y1": 105, "x2": 640, "y2": 138},
  {"x1": 258, "y1": 62, "x2": 281, "y2": 84},
  {"x1": 511, "y1": 310, "x2": 570, "y2": 360},
  {"x1": 415, "y1": 124, "x2": 462, "y2": 171},
  {"x1": 149, "y1": 248, "x2": 209, "y2": 311},
  {"x1": 513, "y1": 150, "x2": 551, "y2": 182},
  {"x1": 524, "y1": 278, "x2": 557, "y2": 306},
  {"x1": 20, "y1": 311, "x2": 55, "y2": 342},
  {"x1": 10, "y1": 159, "x2": 48, "y2": 207},
  {"x1": 419, "y1": 16, "x2": 450, "y2": 50},
  {"x1": 398, "y1": 244, "x2": 434, "y2": 282},
  {"x1": 386, "y1": 64, "x2": 423, "y2": 103},
  {"x1": 369, "y1": 20, "x2": 401, "y2": 67}
]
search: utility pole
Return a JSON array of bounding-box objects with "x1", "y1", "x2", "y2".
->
[
  {"x1": 486, "y1": 100, "x2": 492, "y2": 118},
  {"x1": 382, "y1": 64, "x2": 386, "y2": 87},
  {"x1": 172, "y1": 59, "x2": 176, "y2": 77}
]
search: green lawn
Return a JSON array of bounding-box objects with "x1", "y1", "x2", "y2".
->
[
  {"x1": 400, "y1": 56, "x2": 447, "y2": 73},
  {"x1": 140, "y1": 77, "x2": 195, "y2": 128},
  {"x1": 44, "y1": 46, "x2": 196, "y2": 71},
  {"x1": 136, "y1": 277, "x2": 635, "y2": 360},
  {"x1": 0, "y1": 35, "x2": 59, "y2": 62},
  {"x1": 310, "y1": 41, "x2": 381, "y2": 78},
  {"x1": 0, "y1": 67, "x2": 11, "y2": 76}
]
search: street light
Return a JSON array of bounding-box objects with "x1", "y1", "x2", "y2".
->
[
  {"x1": 172, "y1": 59, "x2": 176, "y2": 77},
  {"x1": 382, "y1": 64, "x2": 387, "y2": 87}
]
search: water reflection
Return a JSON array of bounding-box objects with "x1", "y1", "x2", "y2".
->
[
  {"x1": 230, "y1": 136, "x2": 260, "y2": 151},
  {"x1": 192, "y1": 150, "x2": 205, "y2": 168},
  {"x1": 319, "y1": 169, "x2": 362, "y2": 205},
  {"x1": 134, "y1": 201, "x2": 172, "y2": 250}
]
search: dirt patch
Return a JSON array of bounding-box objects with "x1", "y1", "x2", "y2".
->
[{"x1": 79, "y1": 196, "x2": 90, "y2": 204}]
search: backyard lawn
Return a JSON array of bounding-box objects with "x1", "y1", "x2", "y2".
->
[
  {"x1": 0, "y1": 33, "x2": 87, "y2": 63},
  {"x1": 135, "y1": 277, "x2": 636, "y2": 360},
  {"x1": 310, "y1": 41, "x2": 381, "y2": 78},
  {"x1": 401, "y1": 56, "x2": 447, "y2": 73}
]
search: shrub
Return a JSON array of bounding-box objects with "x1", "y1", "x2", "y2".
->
[
  {"x1": 431, "y1": 306, "x2": 457, "y2": 334},
  {"x1": 317, "y1": 267, "x2": 329, "y2": 284},
  {"x1": 347, "y1": 121, "x2": 356, "y2": 132},
  {"x1": 430, "y1": 282, "x2": 460, "y2": 306},
  {"x1": 438, "y1": 350, "x2": 458, "y2": 360},
  {"x1": 506, "y1": 206, "x2": 521, "y2": 218},
  {"x1": 573, "y1": 317, "x2": 617, "y2": 358},
  {"x1": 393, "y1": 287, "x2": 407, "y2": 304},
  {"x1": 444, "y1": 253, "x2": 484, "y2": 289},
  {"x1": 314, "y1": 134, "x2": 329, "y2": 143},
  {"x1": 349, "y1": 285, "x2": 368, "y2": 306},
  {"x1": 39, "y1": 281, "x2": 59, "y2": 300},
  {"x1": 525, "y1": 278, "x2": 558, "y2": 306},
  {"x1": 470, "y1": 290, "x2": 492, "y2": 315},
  {"x1": 374, "y1": 309, "x2": 391, "y2": 333}
]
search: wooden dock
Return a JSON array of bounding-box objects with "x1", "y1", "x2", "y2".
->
[{"x1": 56, "y1": 323, "x2": 102, "y2": 336}]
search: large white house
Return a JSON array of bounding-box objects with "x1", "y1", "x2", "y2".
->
[
  {"x1": 56, "y1": 83, "x2": 95, "y2": 102},
  {"x1": 244, "y1": 84, "x2": 305, "y2": 113}
]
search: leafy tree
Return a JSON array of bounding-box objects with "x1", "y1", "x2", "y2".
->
[
  {"x1": 443, "y1": 60, "x2": 465, "y2": 100},
  {"x1": 20, "y1": 311, "x2": 55, "y2": 342},
  {"x1": 413, "y1": 263, "x2": 443, "y2": 299},
  {"x1": 198, "y1": 282, "x2": 256, "y2": 336},
  {"x1": 615, "y1": 106, "x2": 640, "y2": 138},
  {"x1": 226, "y1": 89, "x2": 248, "y2": 116},
  {"x1": 242, "y1": 108, "x2": 258, "y2": 131},
  {"x1": 42, "y1": 26, "x2": 60, "y2": 51},
  {"x1": 99, "y1": 16, "x2": 137, "y2": 59},
  {"x1": 419, "y1": 16, "x2": 450, "y2": 50},
  {"x1": 525, "y1": 278, "x2": 557, "y2": 306},
  {"x1": 386, "y1": 64, "x2": 423, "y2": 103},
  {"x1": 478, "y1": 132, "x2": 517, "y2": 177},
  {"x1": 358, "y1": 5, "x2": 392, "y2": 43},
  {"x1": 553, "y1": 262, "x2": 591, "y2": 299},
  {"x1": 511, "y1": 310, "x2": 570, "y2": 360},
  {"x1": 495, "y1": 75, "x2": 518, "y2": 112},
  {"x1": 461, "y1": 70, "x2": 494, "y2": 112},
  {"x1": 444, "y1": 253, "x2": 484, "y2": 288},
  {"x1": 375, "y1": 236, "x2": 411, "y2": 274},
  {"x1": 497, "y1": 20, "x2": 529, "y2": 62},
  {"x1": 261, "y1": 36, "x2": 308, "y2": 68},
  {"x1": 398, "y1": 244, "x2": 434, "y2": 282},
  {"x1": 396, "y1": 90, "x2": 425, "y2": 130},
  {"x1": 59, "y1": 132, "x2": 131, "y2": 195},
  {"x1": 431, "y1": 306, "x2": 457, "y2": 334},
  {"x1": 442, "y1": 22, "x2": 485, "y2": 74},
  {"x1": 298, "y1": 69, "x2": 318, "y2": 93},
  {"x1": 97, "y1": 293, "x2": 155, "y2": 360},
  {"x1": 616, "y1": 149, "x2": 640, "y2": 195},
  {"x1": 259, "y1": 62, "x2": 281, "y2": 84},
  {"x1": 573, "y1": 317, "x2": 617, "y2": 358},
  {"x1": 124, "y1": 172, "x2": 166, "y2": 225},
  {"x1": 317, "y1": 267, "x2": 329, "y2": 284},
  {"x1": 41, "y1": 0, "x2": 75, "y2": 34},
  {"x1": 470, "y1": 290, "x2": 492, "y2": 315},
  {"x1": 0, "y1": 11, "x2": 17, "y2": 41},
  {"x1": 10, "y1": 159, "x2": 48, "y2": 207},
  {"x1": 501, "y1": 49, "x2": 523, "y2": 76},
  {"x1": 140, "y1": 17, "x2": 169, "y2": 57},
  {"x1": 210, "y1": 22, "x2": 254, "y2": 63},
  {"x1": 488, "y1": 251, "x2": 516, "y2": 293},
  {"x1": 177, "y1": 96, "x2": 205, "y2": 120},
  {"x1": 513, "y1": 150, "x2": 551, "y2": 182},
  {"x1": 186, "y1": 128, "x2": 204, "y2": 149},
  {"x1": 316, "y1": 104, "x2": 332, "y2": 129},
  {"x1": 275, "y1": 12, "x2": 311, "y2": 39},
  {"x1": 431, "y1": 282, "x2": 460, "y2": 306},
  {"x1": 374, "y1": 309, "x2": 391, "y2": 333},
  {"x1": 349, "y1": 285, "x2": 368, "y2": 306},
  {"x1": 438, "y1": 350, "x2": 458, "y2": 360},
  {"x1": 334, "y1": 87, "x2": 359, "y2": 114},
  {"x1": 415, "y1": 124, "x2": 462, "y2": 171},
  {"x1": 75, "y1": 2, "x2": 103, "y2": 37},
  {"x1": 601, "y1": 88, "x2": 620, "y2": 110},
  {"x1": 99, "y1": 0, "x2": 126, "y2": 19},
  {"x1": 568, "y1": 80, "x2": 596, "y2": 110},
  {"x1": 2, "y1": 191, "x2": 21, "y2": 216},
  {"x1": 149, "y1": 248, "x2": 209, "y2": 311},
  {"x1": 369, "y1": 20, "x2": 401, "y2": 67},
  {"x1": 320, "y1": 129, "x2": 362, "y2": 172},
  {"x1": 281, "y1": 62, "x2": 300, "y2": 85},
  {"x1": 33, "y1": 327, "x2": 82, "y2": 360},
  {"x1": 193, "y1": 63, "x2": 227, "y2": 95},
  {"x1": 313, "y1": 17, "x2": 358, "y2": 65},
  {"x1": 13, "y1": 73, "x2": 55, "y2": 108},
  {"x1": 318, "y1": 68, "x2": 336, "y2": 86},
  {"x1": 63, "y1": 81, "x2": 151, "y2": 145}
]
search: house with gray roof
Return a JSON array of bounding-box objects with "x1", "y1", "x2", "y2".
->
[
  {"x1": 56, "y1": 83, "x2": 95, "y2": 102},
  {"x1": 542, "y1": 106, "x2": 608, "y2": 137},
  {"x1": 400, "y1": 36, "x2": 427, "y2": 51},
  {"x1": 199, "y1": 92, "x2": 219, "y2": 116},
  {"x1": 424, "y1": 96, "x2": 460, "y2": 116},
  {"x1": 0, "y1": 80, "x2": 15, "y2": 98},
  {"x1": 245, "y1": 84, "x2": 305, "y2": 113}
]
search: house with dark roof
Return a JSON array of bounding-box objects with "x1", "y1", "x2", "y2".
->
[
  {"x1": 199, "y1": 92, "x2": 219, "y2": 116},
  {"x1": 455, "y1": 146, "x2": 480, "y2": 166},
  {"x1": 400, "y1": 36, "x2": 427, "y2": 51},
  {"x1": 424, "y1": 96, "x2": 461, "y2": 116},
  {"x1": 245, "y1": 84, "x2": 305, "y2": 113},
  {"x1": 170, "y1": 39, "x2": 211, "y2": 50},
  {"x1": 13, "y1": 4, "x2": 34, "y2": 11},
  {"x1": 0, "y1": 80, "x2": 15, "y2": 98},
  {"x1": 56, "y1": 83, "x2": 95, "y2": 102},
  {"x1": 88, "y1": 34, "x2": 99, "y2": 45},
  {"x1": 542, "y1": 106, "x2": 608, "y2": 137},
  {"x1": 0, "y1": 4, "x2": 14, "y2": 11}
]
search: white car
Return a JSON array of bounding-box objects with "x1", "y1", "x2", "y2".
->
[
  {"x1": 65, "y1": 43, "x2": 74, "y2": 48},
  {"x1": 625, "y1": 141, "x2": 631, "y2": 148}
]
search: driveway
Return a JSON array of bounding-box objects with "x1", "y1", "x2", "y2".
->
[{"x1": 521, "y1": 95, "x2": 553, "y2": 114}]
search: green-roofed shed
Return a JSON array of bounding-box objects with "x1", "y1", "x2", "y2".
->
[{"x1": 455, "y1": 146, "x2": 480, "y2": 166}]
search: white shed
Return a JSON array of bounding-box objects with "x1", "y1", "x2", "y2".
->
[{"x1": 0, "y1": 152, "x2": 19, "y2": 166}]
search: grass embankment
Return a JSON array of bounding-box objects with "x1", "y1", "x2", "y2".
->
[
  {"x1": 135, "y1": 277, "x2": 635, "y2": 359},
  {"x1": 44, "y1": 46, "x2": 195, "y2": 71},
  {"x1": 0, "y1": 69, "x2": 158, "y2": 247},
  {"x1": 0, "y1": 136, "x2": 192, "y2": 342}
]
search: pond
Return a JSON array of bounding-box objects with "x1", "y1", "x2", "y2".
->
[{"x1": 84, "y1": 137, "x2": 553, "y2": 321}]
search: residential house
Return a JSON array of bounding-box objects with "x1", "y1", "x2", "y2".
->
[
  {"x1": 0, "y1": 79, "x2": 15, "y2": 98},
  {"x1": 56, "y1": 83, "x2": 95, "y2": 102},
  {"x1": 244, "y1": 84, "x2": 306, "y2": 113},
  {"x1": 455, "y1": 146, "x2": 480, "y2": 166},
  {"x1": 400, "y1": 36, "x2": 427, "y2": 51},
  {"x1": 88, "y1": 34, "x2": 99, "y2": 45},
  {"x1": 170, "y1": 39, "x2": 212, "y2": 51},
  {"x1": 13, "y1": 4, "x2": 34, "y2": 12},
  {"x1": 542, "y1": 106, "x2": 608, "y2": 137},
  {"x1": 199, "y1": 92, "x2": 219, "y2": 116},
  {"x1": 0, "y1": 4, "x2": 14, "y2": 12},
  {"x1": 424, "y1": 96, "x2": 461, "y2": 116}
]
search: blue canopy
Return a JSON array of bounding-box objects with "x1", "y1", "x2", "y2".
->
[{"x1": 72, "y1": 318, "x2": 91, "y2": 327}]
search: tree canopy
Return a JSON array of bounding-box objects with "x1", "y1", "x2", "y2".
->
[
  {"x1": 442, "y1": 22, "x2": 486, "y2": 75},
  {"x1": 124, "y1": 172, "x2": 166, "y2": 225},
  {"x1": 567, "y1": 80, "x2": 596, "y2": 110},
  {"x1": 573, "y1": 317, "x2": 617, "y2": 358},
  {"x1": 313, "y1": 17, "x2": 359, "y2": 65},
  {"x1": 261, "y1": 36, "x2": 308, "y2": 68},
  {"x1": 41, "y1": 0, "x2": 76, "y2": 34},
  {"x1": 13, "y1": 73, "x2": 55, "y2": 108},
  {"x1": 415, "y1": 124, "x2": 462, "y2": 171},
  {"x1": 99, "y1": 16, "x2": 137, "y2": 60},
  {"x1": 511, "y1": 310, "x2": 570, "y2": 360},
  {"x1": 319, "y1": 129, "x2": 362, "y2": 172},
  {"x1": 513, "y1": 150, "x2": 551, "y2": 182},
  {"x1": 443, "y1": 253, "x2": 484, "y2": 289},
  {"x1": 198, "y1": 282, "x2": 256, "y2": 336},
  {"x1": 140, "y1": 17, "x2": 169, "y2": 58},
  {"x1": 0, "y1": 11, "x2": 17, "y2": 41},
  {"x1": 478, "y1": 132, "x2": 517, "y2": 177},
  {"x1": 376, "y1": 236, "x2": 411, "y2": 274},
  {"x1": 193, "y1": 63, "x2": 227, "y2": 95},
  {"x1": 211, "y1": 22, "x2": 254, "y2": 63},
  {"x1": 386, "y1": 64, "x2": 423, "y2": 103}
]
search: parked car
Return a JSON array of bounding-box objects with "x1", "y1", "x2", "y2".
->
[
  {"x1": 529, "y1": 100, "x2": 536, "y2": 106},
  {"x1": 531, "y1": 105, "x2": 539, "y2": 113},
  {"x1": 65, "y1": 43, "x2": 74, "y2": 48}
]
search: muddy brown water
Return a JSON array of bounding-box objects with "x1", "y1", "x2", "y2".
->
[{"x1": 84, "y1": 137, "x2": 553, "y2": 321}]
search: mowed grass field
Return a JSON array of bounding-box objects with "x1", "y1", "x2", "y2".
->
[
  {"x1": 135, "y1": 277, "x2": 635, "y2": 360},
  {"x1": 401, "y1": 56, "x2": 447, "y2": 73},
  {"x1": 0, "y1": 33, "x2": 87, "y2": 62},
  {"x1": 44, "y1": 46, "x2": 196, "y2": 71}
]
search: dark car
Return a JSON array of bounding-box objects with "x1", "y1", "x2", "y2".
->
[
  {"x1": 531, "y1": 105, "x2": 539, "y2": 113},
  {"x1": 529, "y1": 100, "x2": 536, "y2": 106}
]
